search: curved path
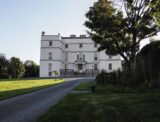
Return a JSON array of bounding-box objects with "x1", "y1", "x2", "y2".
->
[{"x1": 0, "y1": 78, "x2": 93, "y2": 122}]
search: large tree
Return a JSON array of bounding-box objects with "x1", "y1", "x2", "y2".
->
[
  {"x1": 85, "y1": 0, "x2": 160, "y2": 70},
  {"x1": 8, "y1": 57, "x2": 25, "y2": 79},
  {"x1": 136, "y1": 40, "x2": 160, "y2": 83},
  {"x1": 0, "y1": 54, "x2": 9, "y2": 78},
  {"x1": 151, "y1": 0, "x2": 160, "y2": 26},
  {"x1": 24, "y1": 60, "x2": 39, "y2": 78}
]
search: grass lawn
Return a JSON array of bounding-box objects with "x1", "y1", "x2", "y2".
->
[
  {"x1": 39, "y1": 83, "x2": 160, "y2": 122},
  {"x1": 0, "y1": 79, "x2": 64, "y2": 100}
]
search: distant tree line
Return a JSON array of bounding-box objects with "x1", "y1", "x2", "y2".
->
[{"x1": 0, "y1": 54, "x2": 39, "y2": 79}]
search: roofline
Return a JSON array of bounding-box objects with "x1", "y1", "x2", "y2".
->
[{"x1": 61, "y1": 37, "x2": 91, "y2": 39}]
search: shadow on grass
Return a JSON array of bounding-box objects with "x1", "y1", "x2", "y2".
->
[
  {"x1": 39, "y1": 83, "x2": 160, "y2": 122},
  {"x1": 0, "y1": 82, "x2": 63, "y2": 100}
]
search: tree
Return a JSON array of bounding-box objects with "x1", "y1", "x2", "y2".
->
[
  {"x1": 24, "y1": 60, "x2": 39, "y2": 78},
  {"x1": 85, "y1": 0, "x2": 160, "y2": 71},
  {"x1": 150, "y1": 0, "x2": 160, "y2": 26},
  {"x1": 136, "y1": 40, "x2": 160, "y2": 84},
  {"x1": 0, "y1": 53, "x2": 9, "y2": 78},
  {"x1": 8, "y1": 57, "x2": 25, "y2": 79}
]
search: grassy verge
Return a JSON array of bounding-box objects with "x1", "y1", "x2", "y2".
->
[
  {"x1": 39, "y1": 83, "x2": 160, "y2": 122},
  {"x1": 74, "y1": 81, "x2": 94, "y2": 91},
  {"x1": 0, "y1": 79, "x2": 64, "y2": 100}
]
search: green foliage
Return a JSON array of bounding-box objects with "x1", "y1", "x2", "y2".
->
[
  {"x1": 24, "y1": 60, "x2": 39, "y2": 78},
  {"x1": 0, "y1": 54, "x2": 8, "y2": 78},
  {"x1": 96, "y1": 69, "x2": 142, "y2": 86},
  {"x1": 150, "y1": 0, "x2": 160, "y2": 26},
  {"x1": 53, "y1": 71, "x2": 59, "y2": 76},
  {"x1": 96, "y1": 70, "x2": 122, "y2": 85},
  {"x1": 0, "y1": 54, "x2": 39, "y2": 79},
  {"x1": 95, "y1": 70, "x2": 107, "y2": 84},
  {"x1": 85, "y1": 0, "x2": 160, "y2": 70},
  {"x1": 136, "y1": 41, "x2": 160, "y2": 86},
  {"x1": 8, "y1": 57, "x2": 25, "y2": 79}
]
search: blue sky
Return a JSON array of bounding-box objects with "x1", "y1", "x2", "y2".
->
[{"x1": 0, "y1": 0, "x2": 96, "y2": 64}]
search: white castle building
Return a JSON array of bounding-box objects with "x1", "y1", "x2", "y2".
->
[{"x1": 40, "y1": 32, "x2": 122, "y2": 77}]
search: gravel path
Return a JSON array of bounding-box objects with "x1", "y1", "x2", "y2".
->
[{"x1": 0, "y1": 78, "x2": 93, "y2": 122}]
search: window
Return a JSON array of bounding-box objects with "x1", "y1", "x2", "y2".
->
[
  {"x1": 65, "y1": 44, "x2": 68, "y2": 48},
  {"x1": 49, "y1": 41, "x2": 52, "y2": 46},
  {"x1": 77, "y1": 55, "x2": 79, "y2": 60},
  {"x1": 94, "y1": 44, "x2": 97, "y2": 48},
  {"x1": 94, "y1": 64, "x2": 98, "y2": 70},
  {"x1": 109, "y1": 55, "x2": 112, "y2": 59},
  {"x1": 94, "y1": 53, "x2": 98, "y2": 61},
  {"x1": 109, "y1": 63, "x2": 112, "y2": 70},
  {"x1": 80, "y1": 57, "x2": 82, "y2": 61},
  {"x1": 83, "y1": 55, "x2": 85, "y2": 61},
  {"x1": 65, "y1": 53, "x2": 68, "y2": 61},
  {"x1": 79, "y1": 43, "x2": 83, "y2": 48},
  {"x1": 64, "y1": 64, "x2": 68, "y2": 69},
  {"x1": 48, "y1": 72, "x2": 52, "y2": 76},
  {"x1": 49, "y1": 63, "x2": 52, "y2": 71},
  {"x1": 48, "y1": 63, "x2": 52, "y2": 76},
  {"x1": 49, "y1": 52, "x2": 52, "y2": 60},
  {"x1": 94, "y1": 57, "x2": 98, "y2": 61}
]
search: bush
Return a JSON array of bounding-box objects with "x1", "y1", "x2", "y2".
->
[
  {"x1": 136, "y1": 41, "x2": 160, "y2": 86},
  {"x1": 96, "y1": 69, "x2": 142, "y2": 87},
  {"x1": 95, "y1": 70, "x2": 121, "y2": 85}
]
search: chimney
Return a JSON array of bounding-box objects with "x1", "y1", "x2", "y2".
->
[
  {"x1": 70, "y1": 34, "x2": 76, "y2": 38},
  {"x1": 80, "y1": 34, "x2": 86, "y2": 38},
  {"x1": 41, "y1": 31, "x2": 45, "y2": 36}
]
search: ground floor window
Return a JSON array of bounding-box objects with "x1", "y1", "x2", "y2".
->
[
  {"x1": 94, "y1": 64, "x2": 98, "y2": 70},
  {"x1": 48, "y1": 63, "x2": 52, "y2": 76},
  {"x1": 109, "y1": 63, "x2": 112, "y2": 70},
  {"x1": 64, "y1": 64, "x2": 68, "y2": 69},
  {"x1": 48, "y1": 72, "x2": 52, "y2": 76}
]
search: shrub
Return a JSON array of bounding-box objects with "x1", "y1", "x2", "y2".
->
[
  {"x1": 136, "y1": 41, "x2": 160, "y2": 86},
  {"x1": 95, "y1": 70, "x2": 122, "y2": 85}
]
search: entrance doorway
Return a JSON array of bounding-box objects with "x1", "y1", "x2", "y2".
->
[{"x1": 78, "y1": 64, "x2": 83, "y2": 72}]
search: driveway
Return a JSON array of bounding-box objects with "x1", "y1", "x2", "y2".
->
[{"x1": 0, "y1": 78, "x2": 93, "y2": 122}]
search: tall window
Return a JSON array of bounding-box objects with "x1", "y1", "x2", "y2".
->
[
  {"x1": 83, "y1": 55, "x2": 85, "y2": 61},
  {"x1": 94, "y1": 64, "x2": 98, "y2": 70},
  {"x1": 65, "y1": 53, "x2": 68, "y2": 61},
  {"x1": 94, "y1": 53, "x2": 98, "y2": 61},
  {"x1": 109, "y1": 63, "x2": 112, "y2": 70},
  {"x1": 49, "y1": 52, "x2": 52, "y2": 60},
  {"x1": 64, "y1": 64, "x2": 68, "y2": 69},
  {"x1": 48, "y1": 63, "x2": 52, "y2": 76},
  {"x1": 65, "y1": 44, "x2": 68, "y2": 48},
  {"x1": 94, "y1": 44, "x2": 97, "y2": 48},
  {"x1": 77, "y1": 55, "x2": 79, "y2": 60},
  {"x1": 79, "y1": 43, "x2": 83, "y2": 48},
  {"x1": 49, "y1": 41, "x2": 52, "y2": 46},
  {"x1": 79, "y1": 52, "x2": 82, "y2": 61},
  {"x1": 94, "y1": 57, "x2": 98, "y2": 61}
]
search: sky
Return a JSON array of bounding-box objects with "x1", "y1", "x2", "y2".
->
[
  {"x1": 0, "y1": 0, "x2": 96, "y2": 64},
  {"x1": 0, "y1": 0, "x2": 159, "y2": 64}
]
